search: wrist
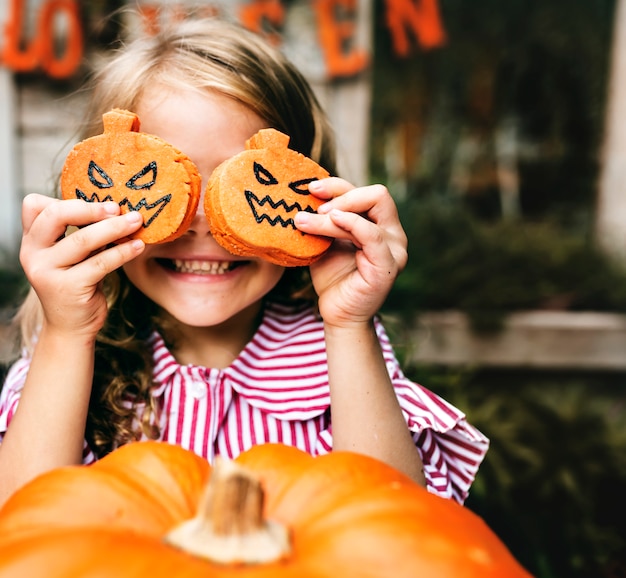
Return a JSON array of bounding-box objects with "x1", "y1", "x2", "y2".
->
[
  {"x1": 38, "y1": 322, "x2": 99, "y2": 351},
  {"x1": 323, "y1": 318, "x2": 376, "y2": 341}
]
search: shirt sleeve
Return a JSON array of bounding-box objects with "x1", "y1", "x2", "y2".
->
[
  {"x1": 0, "y1": 356, "x2": 30, "y2": 441},
  {"x1": 394, "y1": 374, "x2": 489, "y2": 504},
  {"x1": 0, "y1": 355, "x2": 97, "y2": 464},
  {"x1": 376, "y1": 318, "x2": 489, "y2": 503}
]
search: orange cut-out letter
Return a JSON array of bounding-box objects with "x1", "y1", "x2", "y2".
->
[
  {"x1": 138, "y1": 3, "x2": 220, "y2": 36},
  {"x1": 239, "y1": 0, "x2": 285, "y2": 46},
  {"x1": 314, "y1": 0, "x2": 368, "y2": 78},
  {"x1": 1, "y1": 0, "x2": 41, "y2": 71},
  {"x1": 138, "y1": 4, "x2": 162, "y2": 35},
  {"x1": 38, "y1": 0, "x2": 83, "y2": 78},
  {"x1": 385, "y1": 0, "x2": 446, "y2": 56}
]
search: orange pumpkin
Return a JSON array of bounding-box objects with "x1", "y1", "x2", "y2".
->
[
  {"x1": 0, "y1": 442, "x2": 531, "y2": 577},
  {"x1": 204, "y1": 128, "x2": 332, "y2": 267},
  {"x1": 61, "y1": 109, "x2": 201, "y2": 244}
]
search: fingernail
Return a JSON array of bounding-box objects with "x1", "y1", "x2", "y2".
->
[
  {"x1": 103, "y1": 202, "x2": 120, "y2": 215},
  {"x1": 130, "y1": 239, "x2": 145, "y2": 251},
  {"x1": 295, "y1": 211, "x2": 310, "y2": 224},
  {"x1": 125, "y1": 211, "x2": 143, "y2": 223},
  {"x1": 308, "y1": 180, "x2": 322, "y2": 192},
  {"x1": 317, "y1": 202, "x2": 330, "y2": 214}
]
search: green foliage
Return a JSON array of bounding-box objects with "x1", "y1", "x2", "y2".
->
[
  {"x1": 407, "y1": 365, "x2": 626, "y2": 578},
  {"x1": 384, "y1": 199, "x2": 626, "y2": 331}
]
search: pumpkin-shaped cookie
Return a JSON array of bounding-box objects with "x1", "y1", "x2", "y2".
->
[
  {"x1": 204, "y1": 128, "x2": 332, "y2": 267},
  {"x1": 61, "y1": 109, "x2": 201, "y2": 244}
]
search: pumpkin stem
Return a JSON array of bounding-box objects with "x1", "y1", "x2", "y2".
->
[{"x1": 164, "y1": 457, "x2": 290, "y2": 564}]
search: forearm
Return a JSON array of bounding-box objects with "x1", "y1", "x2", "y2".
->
[
  {"x1": 0, "y1": 325, "x2": 95, "y2": 505},
  {"x1": 325, "y1": 320, "x2": 426, "y2": 486}
]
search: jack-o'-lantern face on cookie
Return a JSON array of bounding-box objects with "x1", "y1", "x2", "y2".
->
[
  {"x1": 61, "y1": 109, "x2": 200, "y2": 244},
  {"x1": 204, "y1": 128, "x2": 332, "y2": 267}
]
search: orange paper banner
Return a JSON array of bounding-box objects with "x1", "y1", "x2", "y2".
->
[
  {"x1": 0, "y1": 0, "x2": 446, "y2": 79},
  {"x1": 239, "y1": 0, "x2": 285, "y2": 46},
  {"x1": 1, "y1": 0, "x2": 83, "y2": 78}
]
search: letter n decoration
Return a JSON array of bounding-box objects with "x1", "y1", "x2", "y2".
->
[{"x1": 385, "y1": 0, "x2": 446, "y2": 56}]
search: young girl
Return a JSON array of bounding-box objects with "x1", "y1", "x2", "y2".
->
[{"x1": 0, "y1": 16, "x2": 488, "y2": 506}]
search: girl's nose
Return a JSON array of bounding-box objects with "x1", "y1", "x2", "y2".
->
[{"x1": 185, "y1": 202, "x2": 213, "y2": 236}]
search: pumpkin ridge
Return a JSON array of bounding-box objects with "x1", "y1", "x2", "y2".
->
[
  {"x1": 261, "y1": 450, "x2": 414, "y2": 527},
  {"x1": 93, "y1": 441, "x2": 209, "y2": 519},
  {"x1": 294, "y1": 486, "x2": 527, "y2": 577},
  {"x1": 233, "y1": 443, "x2": 314, "y2": 513},
  {"x1": 0, "y1": 467, "x2": 176, "y2": 541},
  {"x1": 0, "y1": 528, "x2": 212, "y2": 577}
]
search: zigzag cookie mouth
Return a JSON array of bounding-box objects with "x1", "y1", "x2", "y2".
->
[
  {"x1": 75, "y1": 189, "x2": 171, "y2": 227},
  {"x1": 245, "y1": 190, "x2": 316, "y2": 230}
]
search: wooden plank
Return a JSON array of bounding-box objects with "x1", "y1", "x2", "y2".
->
[
  {"x1": 406, "y1": 310, "x2": 626, "y2": 370},
  {"x1": 0, "y1": 70, "x2": 19, "y2": 254}
]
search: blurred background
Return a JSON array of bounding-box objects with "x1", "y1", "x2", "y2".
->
[{"x1": 1, "y1": 1, "x2": 626, "y2": 576}]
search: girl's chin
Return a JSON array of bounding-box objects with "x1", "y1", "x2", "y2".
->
[
  {"x1": 160, "y1": 310, "x2": 233, "y2": 329},
  {"x1": 157, "y1": 294, "x2": 266, "y2": 333}
]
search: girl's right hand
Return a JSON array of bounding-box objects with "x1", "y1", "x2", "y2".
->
[{"x1": 19, "y1": 194, "x2": 145, "y2": 339}]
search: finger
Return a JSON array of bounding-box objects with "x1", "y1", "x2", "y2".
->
[
  {"x1": 54, "y1": 211, "x2": 144, "y2": 267},
  {"x1": 327, "y1": 209, "x2": 407, "y2": 272},
  {"x1": 72, "y1": 237, "x2": 145, "y2": 286},
  {"x1": 24, "y1": 198, "x2": 122, "y2": 247},
  {"x1": 294, "y1": 210, "x2": 355, "y2": 242},
  {"x1": 317, "y1": 184, "x2": 401, "y2": 225},
  {"x1": 306, "y1": 177, "x2": 355, "y2": 204},
  {"x1": 21, "y1": 194, "x2": 58, "y2": 235},
  {"x1": 296, "y1": 204, "x2": 407, "y2": 256}
]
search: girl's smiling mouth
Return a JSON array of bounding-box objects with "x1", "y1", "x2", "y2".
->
[{"x1": 157, "y1": 258, "x2": 245, "y2": 275}]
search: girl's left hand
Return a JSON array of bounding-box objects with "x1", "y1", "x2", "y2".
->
[{"x1": 294, "y1": 177, "x2": 408, "y2": 327}]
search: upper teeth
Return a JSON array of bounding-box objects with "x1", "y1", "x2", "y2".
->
[{"x1": 173, "y1": 259, "x2": 232, "y2": 274}]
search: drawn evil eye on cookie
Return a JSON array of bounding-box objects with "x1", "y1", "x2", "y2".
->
[
  {"x1": 60, "y1": 109, "x2": 201, "y2": 244},
  {"x1": 204, "y1": 128, "x2": 332, "y2": 267}
]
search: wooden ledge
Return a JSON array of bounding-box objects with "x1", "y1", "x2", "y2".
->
[{"x1": 406, "y1": 311, "x2": 626, "y2": 370}]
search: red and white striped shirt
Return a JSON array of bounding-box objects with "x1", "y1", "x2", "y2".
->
[{"x1": 0, "y1": 301, "x2": 489, "y2": 503}]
